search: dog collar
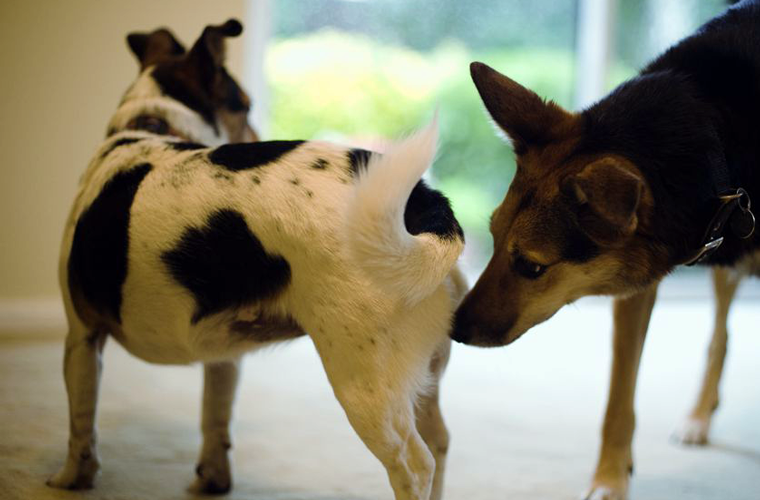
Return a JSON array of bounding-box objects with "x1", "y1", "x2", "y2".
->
[{"x1": 684, "y1": 187, "x2": 755, "y2": 266}]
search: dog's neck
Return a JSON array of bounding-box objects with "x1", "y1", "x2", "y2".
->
[
  {"x1": 582, "y1": 72, "x2": 759, "y2": 269},
  {"x1": 106, "y1": 95, "x2": 226, "y2": 146}
]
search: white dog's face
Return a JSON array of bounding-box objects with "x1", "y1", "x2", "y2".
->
[{"x1": 108, "y1": 19, "x2": 257, "y2": 146}]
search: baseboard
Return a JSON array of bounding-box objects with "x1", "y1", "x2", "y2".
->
[{"x1": 0, "y1": 297, "x2": 66, "y2": 336}]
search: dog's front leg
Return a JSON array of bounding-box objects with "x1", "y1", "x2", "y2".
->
[
  {"x1": 47, "y1": 327, "x2": 106, "y2": 489},
  {"x1": 191, "y1": 359, "x2": 241, "y2": 495},
  {"x1": 415, "y1": 340, "x2": 451, "y2": 500},
  {"x1": 585, "y1": 283, "x2": 658, "y2": 500},
  {"x1": 673, "y1": 267, "x2": 741, "y2": 445}
]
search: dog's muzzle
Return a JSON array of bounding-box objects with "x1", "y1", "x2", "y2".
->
[{"x1": 451, "y1": 306, "x2": 513, "y2": 347}]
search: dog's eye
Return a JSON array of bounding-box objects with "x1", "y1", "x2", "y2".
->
[
  {"x1": 130, "y1": 115, "x2": 170, "y2": 135},
  {"x1": 513, "y1": 255, "x2": 548, "y2": 280}
]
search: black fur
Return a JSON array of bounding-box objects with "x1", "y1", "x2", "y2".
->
[
  {"x1": 152, "y1": 62, "x2": 217, "y2": 128},
  {"x1": 208, "y1": 141, "x2": 304, "y2": 171},
  {"x1": 219, "y1": 68, "x2": 249, "y2": 112},
  {"x1": 347, "y1": 149, "x2": 373, "y2": 176},
  {"x1": 404, "y1": 180, "x2": 464, "y2": 241},
  {"x1": 68, "y1": 163, "x2": 153, "y2": 322},
  {"x1": 167, "y1": 141, "x2": 207, "y2": 151},
  {"x1": 576, "y1": 0, "x2": 760, "y2": 267},
  {"x1": 161, "y1": 209, "x2": 291, "y2": 324},
  {"x1": 101, "y1": 137, "x2": 141, "y2": 159}
]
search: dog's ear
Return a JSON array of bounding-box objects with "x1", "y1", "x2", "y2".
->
[
  {"x1": 562, "y1": 157, "x2": 644, "y2": 244},
  {"x1": 470, "y1": 62, "x2": 573, "y2": 152},
  {"x1": 185, "y1": 19, "x2": 243, "y2": 92},
  {"x1": 126, "y1": 28, "x2": 185, "y2": 70}
]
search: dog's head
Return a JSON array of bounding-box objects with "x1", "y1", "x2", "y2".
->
[
  {"x1": 108, "y1": 19, "x2": 257, "y2": 145},
  {"x1": 453, "y1": 62, "x2": 671, "y2": 347}
]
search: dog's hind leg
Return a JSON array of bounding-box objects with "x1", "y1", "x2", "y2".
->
[
  {"x1": 673, "y1": 266, "x2": 741, "y2": 445},
  {"x1": 314, "y1": 336, "x2": 436, "y2": 500},
  {"x1": 415, "y1": 340, "x2": 451, "y2": 500},
  {"x1": 47, "y1": 316, "x2": 106, "y2": 490},
  {"x1": 190, "y1": 358, "x2": 241, "y2": 494},
  {"x1": 584, "y1": 283, "x2": 658, "y2": 500}
]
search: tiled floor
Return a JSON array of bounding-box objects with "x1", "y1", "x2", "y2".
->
[{"x1": 1, "y1": 274, "x2": 758, "y2": 500}]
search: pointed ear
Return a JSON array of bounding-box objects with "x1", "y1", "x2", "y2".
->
[
  {"x1": 185, "y1": 19, "x2": 243, "y2": 91},
  {"x1": 126, "y1": 28, "x2": 185, "y2": 70},
  {"x1": 470, "y1": 62, "x2": 574, "y2": 152},
  {"x1": 562, "y1": 157, "x2": 644, "y2": 244}
]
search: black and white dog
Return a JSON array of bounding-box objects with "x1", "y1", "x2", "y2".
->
[{"x1": 49, "y1": 20, "x2": 466, "y2": 500}]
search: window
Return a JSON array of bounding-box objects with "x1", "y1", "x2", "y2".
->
[{"x1": 260, "y1": 0, "x2": 729, "y2": 272}]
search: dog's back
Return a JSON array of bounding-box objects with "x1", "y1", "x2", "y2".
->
[
  {"x1": 62, "y1": 126, "x2": 464, "y2": 364},
  {"x1": 645, "y1": 0, "x2": 760, "y2": 182}
]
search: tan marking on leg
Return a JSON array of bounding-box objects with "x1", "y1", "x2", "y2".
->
[
  {"x1": 585, "y1": 282, "x2": 658, "y2": 500},
  {"x1": 674, "y1": 267, "x2": 741, "y2": 445}
]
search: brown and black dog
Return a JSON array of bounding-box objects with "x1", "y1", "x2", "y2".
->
[{"x1": 453, "y1": 1, "x2": 759, "y2": 499}]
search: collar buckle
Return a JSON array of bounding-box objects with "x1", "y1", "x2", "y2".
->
[{"x1": 684, "y1": 188, "x2": 752, "y2": 266}]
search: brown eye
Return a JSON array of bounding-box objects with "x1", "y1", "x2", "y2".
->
[
  {"x1": 513, "y1": 255, "x2": 548, "y2": 280},
  {"x1": 131, "y1": 115, "x2": 169, "y2": 135}
]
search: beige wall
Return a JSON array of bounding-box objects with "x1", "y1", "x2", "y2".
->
[{"x1": 0, "y1": 0, "x2": 247, "y2": 300}]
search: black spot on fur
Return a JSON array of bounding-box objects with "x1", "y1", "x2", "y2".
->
[
  {"x1": 212, "y1": 171, "x2": 234, "y2": 183},
  {"x1": 68, "y1": 163, "x2": 153, "y2": 322},
  {"x1": 167, "y1": 141, "x2": 207, "y2": 151},
  {"x1": 290, "y1": 178, "x2": 300, "y2": 186},
  {"x1": 311, "y1": 158, "x2": 329, "y2": 170},
  {"x1": 208, "y1": 141, "x2": 304, "y2": 171},
  {"x1": 161, "y1": 209, "x2": 291, "y2": 323},
  {"x1": 101, "y1": 137, "x2": 141, "y2": 159},
  {"x1": 347, "y1": 149, "x2": 373, "y2": 176},
  {"x1": 251, "y1": 175, "x2": 261, "y2": 185},
  {"x1": 404, "y1": 180, "x2": 464, "y2": 241}
]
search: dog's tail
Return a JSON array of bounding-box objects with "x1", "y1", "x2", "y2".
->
[{"x1": 346, "y1": 117, "x2": 464, "y2": 306}]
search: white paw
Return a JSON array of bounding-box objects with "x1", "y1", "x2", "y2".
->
[
  {"x1": 583, "y1": 475, "x2": 628, "y2": 500},
  {"x1": 672, "y1": 417, "x2": 710, "y2": 446},
  {"x1": 582, "y1": 485, "x2": 627, "y2": 500},
  {"x1": 46, "y1": 454, "x2": 100, "y2": 490}
]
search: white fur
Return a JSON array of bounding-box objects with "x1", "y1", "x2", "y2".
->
[
  {"x1": 346, "y1": 118, "x2": 464, "y2": 306},
  {"x1": 51, "y1": 73, "x2": 467, "y2": 500}
]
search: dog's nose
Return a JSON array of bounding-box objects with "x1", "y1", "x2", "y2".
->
[{"x1": 450, "y1": 307, "x2": 474, "y2": 344}]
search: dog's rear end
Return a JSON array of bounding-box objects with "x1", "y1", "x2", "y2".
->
[{"x1": 50, "y1": 19, "x2": 466, "y2": 500}]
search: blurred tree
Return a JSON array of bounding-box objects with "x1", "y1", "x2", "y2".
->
[{"x1": 267, "y1": 0, "x2": 730, "y2": 267}]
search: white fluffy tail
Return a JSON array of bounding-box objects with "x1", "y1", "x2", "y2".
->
[{"x1": 346, "y1": 118, "x2": 464, "y2": 306}]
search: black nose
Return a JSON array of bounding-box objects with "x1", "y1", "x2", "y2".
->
[{"x1": 450, "y1": 307, "x2": 473, "y2": 344}]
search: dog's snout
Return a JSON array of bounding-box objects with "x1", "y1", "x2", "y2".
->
[
  {"x1": 452, "y1": 301, "x2": 515, "y2": 347},
  {"x1": 451, "y1": 307, "x2": 474, "y2": 344}
]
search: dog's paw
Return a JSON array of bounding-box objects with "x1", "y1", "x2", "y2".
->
[
  {"x1": 190, "y1": 460, "x2": 232, "y2": 495},
  {"x1": 582, "y1": 475, "x2": 629, "y2": 500},
  {"x1": 46, "y1": 455, "x2": 100, "y2": 490},
  {"x1": 671, "y1": 416, "x2": 710, "y2": 446},
  {"x1": 582, "y1": 484, "x2": 628, "y2": 500}
]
